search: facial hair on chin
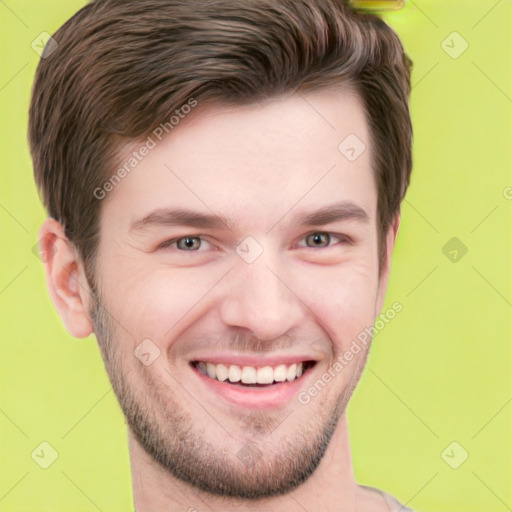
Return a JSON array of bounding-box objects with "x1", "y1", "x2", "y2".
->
[{"x1": 89, "y1": 293, "x2": 353, "y2": 500}]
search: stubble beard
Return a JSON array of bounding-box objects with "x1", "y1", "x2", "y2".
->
[{"x1": 89, "y1": 293, "x2": 359, "y2": 501}]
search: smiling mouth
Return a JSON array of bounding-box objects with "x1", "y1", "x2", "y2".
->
[{"x1": 191, "y1": 360, "x2": 316, "y2": 387}]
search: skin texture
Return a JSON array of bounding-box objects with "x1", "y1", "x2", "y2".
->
[{"x1": 39, "y1": 89, "x2": 400, "y2": 511}]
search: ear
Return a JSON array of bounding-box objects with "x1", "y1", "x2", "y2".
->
[
  {"x1": 375, "y1": 213, "x2": 401, "y2": 315},
  {"x1": 38, "y1": 218, "x2": 94, "y2": 338}
]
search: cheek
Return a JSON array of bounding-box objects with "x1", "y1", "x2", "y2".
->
[
  {"x1": 294, "y1": 261, "x2": 378, "y2": 352},
  {"x1": 101, "y1": 266, "x2": 225, "y2": 343}
]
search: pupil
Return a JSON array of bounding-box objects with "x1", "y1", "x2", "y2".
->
[
  {"x1": 311, "y1": 233, "x2": 328, "y2": 246},
  {"x1": 179, "y1": 236, "x2": 199, "y2": 250}
]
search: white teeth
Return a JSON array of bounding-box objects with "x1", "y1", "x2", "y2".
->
[
  {"x1": 228, "y1": 365, "x2": 241, "y2": 383},
  {"x1": 197, "y1": 361, "x2": 309, "y2": 384},
  {"x1": 286, "y1": 363, "x2": 297, "y2": 382},
  {"x1": 206, "y1": 362, "x2": 216, "y2": 379},
  {"x1": 273, "y1": 364, "x2": 287, "y2": 382},
  {"x1": 256, "y1": 366, "x2": 274, "y2": 384},
  {"x1": 216, "y1": 363, "x2": 229, "y2": 382},
  {"x1": 241, "y1": 366, "x2": 257, "y2": 384}
]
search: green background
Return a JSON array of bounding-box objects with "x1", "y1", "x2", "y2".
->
[{"x1": 1, "y1": 1, "x2": 510, "y2": 510}]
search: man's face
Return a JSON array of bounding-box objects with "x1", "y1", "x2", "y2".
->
[{"x1": 91, "y1": 89, "x2": 392, "y2": 499}]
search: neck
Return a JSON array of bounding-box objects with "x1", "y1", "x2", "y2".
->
[{"x1": 129, "y1": 413, "x2": 363, "y2": 512}]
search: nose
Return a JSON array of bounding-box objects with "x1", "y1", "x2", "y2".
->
[{"x1": 220, "y1": 256, "x2": 306, "y2": 340}]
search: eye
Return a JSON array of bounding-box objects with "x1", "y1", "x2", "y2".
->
[
  {"x1": 177, "y1": 236, "x2": 202, "y2": 250},
  {"x1": 159, "y1": 236, "x2": 210, "y2": 251},
  {"x1": 299, "y1": 231, "x2": 347, "y2": 248}
]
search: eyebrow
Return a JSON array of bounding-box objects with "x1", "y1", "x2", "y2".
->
[
  {"x1": 130, "y1": 201, "x2": 370, "y2": 233},
  {"x1": 293, "y1": 201, "x2": 369, "y2": 227},
  {"x1": 130, "y1": 208, "x2": 228, "y2": 232}
]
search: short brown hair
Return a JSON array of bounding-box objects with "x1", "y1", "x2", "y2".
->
[{"x1": 29, "y1": 0, "x2": 412, "y2": 283}]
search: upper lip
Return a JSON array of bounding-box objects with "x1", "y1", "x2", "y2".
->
[{"x1": 189, "y1": 353, "x2": 319, "y2": 367}]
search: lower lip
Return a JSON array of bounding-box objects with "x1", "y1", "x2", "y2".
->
[{"x1": 191, "y1": 364, "x2": 315, "y2": 409}]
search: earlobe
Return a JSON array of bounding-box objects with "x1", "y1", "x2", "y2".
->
[{"x1": 38, "y1": 218, "x2": 94, "y2": 338}]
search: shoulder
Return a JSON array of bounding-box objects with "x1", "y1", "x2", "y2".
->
[{"x1": 356, "y1": 484, "x2": 416, "y2": 512}]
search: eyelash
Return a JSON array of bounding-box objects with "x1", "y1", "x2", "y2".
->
[
  {"x1": 158, "y1": 232, "x2": 351, "y2": 251},
  {"x1": 298, "y1": 231, "x2": 351, "y2": 248},
  {"x1": 158, "y1": 236, "x2": 210, "y2": 251}
]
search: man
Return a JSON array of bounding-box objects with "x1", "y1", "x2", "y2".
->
[{"x1": 29, "y1": 0, "x2": 414, "y2": 510}]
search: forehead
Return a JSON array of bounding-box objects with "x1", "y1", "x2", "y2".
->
[{"x1": 101, "y1": 89, "x2": 376, "y2": 231}]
